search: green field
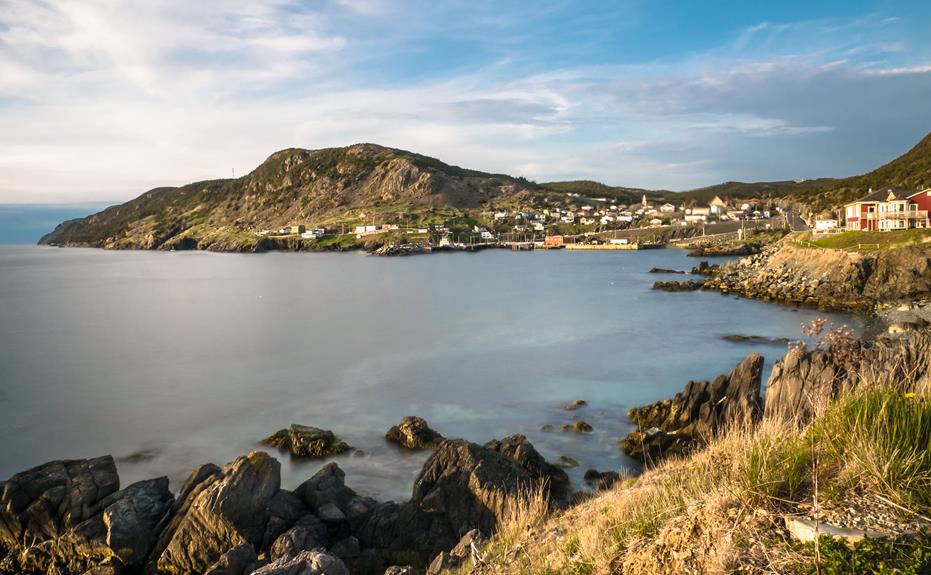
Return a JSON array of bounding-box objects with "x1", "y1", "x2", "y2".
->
[{"x1": 800, "y1": 228, "x2": 931, "y2": 250}]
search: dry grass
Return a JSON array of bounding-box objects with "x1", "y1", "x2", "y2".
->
[{"x1": 458, "y1": 377, "x2": 931, "y2": 575}]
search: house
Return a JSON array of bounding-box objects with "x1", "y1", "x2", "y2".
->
[
  {"x1": 649, "y1": 218, "x2": 663, "y2": 226},
  {"x1": 580, "y1": 217, "x2": 595, "y2": 225},
  {"x1": 289, "y1": 225, "x2": 306, "y2": 235},
  {"x1": 659, "y1": 203, "x2": 676, "y2": 213},
  {"x1": 480, "y1": 231, "x2": 495, "y2": 240},
  {"x1": 844, "y1": 188, "x2": 930, "y2": 231},
  {"x1": 684, "y1": 214, "x2": 708, "y2": 223},
  {"x1": 354, "y1": 225, "x2": 377, "y2": 235},
  {"x1": 709, "y1": 196, "x2": 728, "y2": 215},
  {"x1": 438, "y1": 236, "x2": 451, "y2": 247},
  {"x1": 686, "y1": 207, "x2": 711, "y2": 216},
  {"x1": 544, "y1": 235, "x2": 565, "y2": 246},
  {"x1": 814, "y1": 219, "x2": 838, "y2": 232},
  {"x1": 532, "y1": 222, "x2": 545, "y2": 231},
  {"x1": 609, "y1": 238, "x2": 629, "y2": 245},
  {"x1": 301, "y1": 228, "x2": 326, "y2": 239}
]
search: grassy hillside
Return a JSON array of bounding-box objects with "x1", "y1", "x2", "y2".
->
[
  {"x1": 791, "y1": 132, "x2": 931, "y2": 212},
  {"x1": 40, "y1": 144, "x2": 539, "y2": 250},
  {"x1": 452, "y1": 384, "x2": 931, "y2": 575}
]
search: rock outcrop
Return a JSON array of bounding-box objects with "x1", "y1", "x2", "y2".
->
[
  {"x1": 156, "y1": 452, "x2": 281, "y2": 574},
  {"x1": 652, "y1": 280, "x2": 703, "y2": 292},
  {"x1": 385, "y1": 417, "x2": 444, "y2": 449},
  {"x1": 263, "y1": 425, "x2": 351, "y2": 458},
  {"x1": 621, "y1": 353, "x2": 764, "y2": 462},
  {"x1": 706, "y1": 243, "x2": 931, "y2": 310},
  {"x1": 764, "y1": 330, "x2": 931, "y2": 423}
]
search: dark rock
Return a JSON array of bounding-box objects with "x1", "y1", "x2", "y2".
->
[
  {"x1": 583, "y1": 469, "x2": 621, "y2": 491},
  {"x1": 411, "y1": 439, "x2": 539, "y2": 537},
  {"x1": 723, "y1": 334, "x2": 791, "y2": 346},
  {"x1": 156, "y1": 451, "x2": 281, "y2": 574},
  {"x1": 690, "y1": 261, "x2": 720, "y2": 275},
  {"x1": 100, "y1": 477, "x2": 173, "y2": 566},
  {"x1": 263, "y1": 424, "x2": 351, "y2": 458},
  {"x1": 687, "y1": 242, "x2": 760, "y2": 257},
  {"x1": 293, "y1": 463, "x2": 357, "y2": 514},
  {"x1": 484, "y1": 434, "x2": 570, "y2": 502},
  {"x1": 0, "y1": 455, "x2": 120, "y2": 549},
  {"x1": 330, "y1": 536, "x2": 361, "y2": 559},
  {"x1": 385, "y1": 417, "x2": 444, "y2": 450},
  {"x1": 425, "y1": 529, "x2": 484, "y2": 575},
  {"x1": 648, "y1": 267, "x2": 686, "y2": 274},
  {"x1": 316, "y1": 503, "x2": 346, "y2": 525},
  {"x1": 249, "y1": 549, "x2": 349, "y2": 575},
  {"x1": 384, "y1": 567, "x2": 418, "y2": 575},
  {"x1": 562, "y1": 421, "x2": 593, "y2": 433},
  {"x1": 652, "y1": 280, "x2": 704, "y2": 292},
  {"x1": 539, "y1": 424, "x2": 553, "y2": 432},
  {"x1": 203, "y1": 543, "x2": 257, "y2": 575},
  {"x1": 261, "y1": 490, "x2": 308, "y2": 551},
  {"x1": 269, "y1": 525, "x2": 325, "y2": 562},
  {"x1": 621, "y1": 353, "x2": 764, "y2": 462},
  {"x1": 556, "y1": 456, "x2": 579, "y2": 469},
  {"x1": 564, "y1": 399, "x2": 587, "y2": 410}
]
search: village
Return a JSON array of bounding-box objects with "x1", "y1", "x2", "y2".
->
[{"x1": 252, "y1": 192, "x2": 785, "y2": 252}]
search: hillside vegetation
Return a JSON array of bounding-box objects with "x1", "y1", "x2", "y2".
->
[
  {"x1": 452, "y1": 384, "x2": 931, "y2": 575},
  {"x1": 40, "y1": 144, "x2": 539, "y2": 251}
]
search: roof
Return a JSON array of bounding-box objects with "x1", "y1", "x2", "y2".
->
[
  {"x1": 907, "y1": 188, "x2": 931, "y2": 199},
  {"x1": 850, "y1": 188, "x2": 912, "y2": 203}
]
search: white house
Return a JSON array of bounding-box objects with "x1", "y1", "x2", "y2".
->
[
  {"x1": 480, "y1": 231, "x2": 495, "y2": 240},
  {"x1": 686, "y1": 207, "x2": 711, "y2": 216},
  {"x1": 814, "y1": 219, "x2": 838, "y2": 231},
  {"x1": 301, "y1": 229, "x2": 326, "y2": 239},
  {"x1": 684, "y1": 214, "x2": 708, "y2": 223},
  {"x1": 660, "y1": 203, "x2": 676, "y2": 213}
]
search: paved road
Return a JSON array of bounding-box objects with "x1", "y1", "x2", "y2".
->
[{"x1": 785, "y1": 210, "x2": 810, "y2": 232}]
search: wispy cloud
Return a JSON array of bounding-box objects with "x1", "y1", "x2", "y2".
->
[{"x1": 0, "y1": 2, "x2": 929, "y2": 202}]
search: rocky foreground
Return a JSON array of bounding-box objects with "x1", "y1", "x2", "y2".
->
[{"x1": 0, "y1": 432, "x2": 570, "y2": 575}]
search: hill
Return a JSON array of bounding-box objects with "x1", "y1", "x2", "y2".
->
[
  {"x1": 790, "y1": 131, "x2": 931, "y2": 211},
  {"x1": 40, "y1": 144, "x2": 539, "y2": 251}
]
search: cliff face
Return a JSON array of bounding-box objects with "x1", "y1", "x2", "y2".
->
[
  {"x1": 39, "y1": 144, "x2": 534, "y2": 251},
  {"x1": 706, "y1": 243, "x2": 931, "y2": 310}
]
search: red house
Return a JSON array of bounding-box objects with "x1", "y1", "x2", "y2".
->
[{"x1": 845, "y1": 188, "x2": 930, "y2": 231}]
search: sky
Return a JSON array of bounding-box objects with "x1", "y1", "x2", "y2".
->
[{"x1": 2, "y1": 0, "x2": 931, "y2": 204}]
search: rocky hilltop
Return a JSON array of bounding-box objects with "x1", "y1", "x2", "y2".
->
[{"x1": 39, "y1": 144, "x2": 537, "y2": 252}]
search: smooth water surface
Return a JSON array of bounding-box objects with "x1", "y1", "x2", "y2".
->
[{"x1": 0, "y1": 246, "x2": 860, "y2": 500}]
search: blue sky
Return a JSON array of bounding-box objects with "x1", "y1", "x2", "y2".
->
[{"x1": 1, "y1": 0, "x2": 931, "y2": 203}]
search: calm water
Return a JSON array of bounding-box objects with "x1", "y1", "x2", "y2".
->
[{"x1": 0, "y1": 246, "x2": 860, "y2": 501}]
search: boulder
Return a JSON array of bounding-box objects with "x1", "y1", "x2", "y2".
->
[
  {"x1": 621, "y1": 353, "x2": 764, "y2": 462},
  {"x1": 263, "y1": 425, "x2": 351, "y2": 458},
  {"x1": 100, "y1": 477, "x2": 174, "y2": 566},
  {"x1": 564, "y1": 400, "x2": 587, "y2": 410},
  {"x1": 0, "y1": 455, "x2": 120, "y2": 549},
  {"x1": 269, "y1": 525, "x2": 325, "y2": 561},
  {"x1": 203, "y1": 543, "x2": 258, "y2": 575},
  {"x1": 583, "y1": 469, "x2": 621, "y2": 491},
  {"x1": 562, "y1": 421, "x2": 593, "y2": 433},
  {"x1": 411, "y1": 439, "x2": 539, "y2": 537},
  {"x1": 384, "y1": 566, "x2": 418, "y2": 575},
  {"x1": 293, "y1": 463, "x2": 357, "y2": 514},
  {"x1": 156, "y1": 452, "x2": 281, "y2": 574},
  {"x1": 651, "y1": 280, "x2": 704, "y2": 292},
  {"x1": 484, "y1": 434, "x2": 570, "y2": 502},
  {"x1": 385, "y1": 417, "x2": 444, "y2": 450},
  {"x1": 249, "y1": 549, "x2": 349, "y2": 575}
]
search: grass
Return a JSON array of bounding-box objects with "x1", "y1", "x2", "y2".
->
[
  {"x1": 803, "y1": 229, "x2": 931, "y2": 250},
  {"x1": 459, "y1": 384, "x2": 931, "y2": 575}
]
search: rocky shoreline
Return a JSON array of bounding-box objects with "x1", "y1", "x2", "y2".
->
[{"x1": 0, "y1": 427, "x2": 572, "y2": 575}]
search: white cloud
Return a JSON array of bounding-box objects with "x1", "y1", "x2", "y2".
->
[{"x1": 0, "y1": 3, "x2": 929, "y2": 202}]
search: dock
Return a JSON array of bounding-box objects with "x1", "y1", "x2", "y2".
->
[{"x1": 565, "y1": 242, "x2": 663, "y2": 251}]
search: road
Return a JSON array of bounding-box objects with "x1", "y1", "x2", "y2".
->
[{"x1": 785, "y1": 210, "x2": 809, "y2": 232}]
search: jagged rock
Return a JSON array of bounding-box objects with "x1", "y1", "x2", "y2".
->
[
  {"x1": 690, "y1": 261, "x2": 719, "y2": 275},
  {"x1": 687, "y1": 242, "x2": 760, "y2": 257},
  {"x1": 250, "y1": 549, "x2": 349, "y2": 575},
  {"x1": 484, "y1": 434, "x2": 570, "y2": 502},
  {"x1": 156, "y1": 452, "x2": 281, "y2": 574},
  {"x1": 412, "y1": 439, "x2": 539, "y2": 537},
  {"x1": 385, "y1": 417, "x2": 444, "y2": 449},
  {"x1": 263, "y1": 425, "x2": 351, "y2": 458},
  {"x1": 330, "y1": 535, "x2": 361, "y2": 559},
  {"x1": 621, "y1": 353, "x2": 764, "y2": 462},
  {"x1": 293, "y1": 463, "x2": 356, "y2": 513},
  {"x1": 149, "y1": 463, "x2": 223, "y2": 568},
  {"x1": 203, "y1": 543, "x2": 258, "y2": 575},
  {"x1": 0, "y1": 455, "x2": 120, "y2": 549},
  {"x1": 652, "y1": 280, "x2": 703, "y2": 292},
  {"x1": 269, "y1": 525, "x2": 325, "y2": 562},
  {"x1": 425, "y1": 529, "x2": 484, "y2": 575},
  {"x1": 353, "y1": 500, "x2": 456, "y2": 566},
  {"x1": 383, "y1": 566, "x2": 417, "y2": 575},
  {"x1": 261, "y1": 490, "x2": 308, "y2": 551},
  {"x1": 100, "y1": 477, "x2": 174, "y2": 566}
]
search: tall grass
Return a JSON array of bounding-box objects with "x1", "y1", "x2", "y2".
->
[{"x1": 466, "y1": 385, "x2": 931, "y2": 575}]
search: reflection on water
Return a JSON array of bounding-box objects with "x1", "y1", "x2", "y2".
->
[{"x1": 0, "y1": 246, "x2": 860, "y2": 501}]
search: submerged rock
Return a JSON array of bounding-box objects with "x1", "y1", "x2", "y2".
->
[
  {"x1": 562, "y1": 421, "x2": 593, "y2": 433},
  {"x1": 564, "y1": 399, "x2": 587, "y2": 410},
  {"x1": 385, "y1": 417, "x2": 444, "y2": 449},
  {"x1": 263, "y1": 424, "x2": 351, "y2": 458},
  {"x1": 652, "y1": 280, "x2": 704, "y2": 292}
]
